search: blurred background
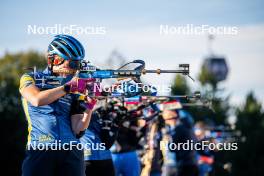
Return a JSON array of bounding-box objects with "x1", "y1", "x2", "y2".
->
[{"x1": 0, "y1": 0, "x2": 264, "y2": 175}]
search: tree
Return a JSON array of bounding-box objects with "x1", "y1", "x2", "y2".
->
[
  {"x1": 196, "y1": 65, "x2": 230, "y2": 125},
  {"x1": 171, "y1": 74, "x2": 190, "y2": 95},
  {"x1": 0, "y1": 51, "x2": 46, "y2": 175},
  {"x1": 230, "y1": 92, "x2": 264, "y2": 176},
  {"x1": 198, "y1": 64, "x2": 219, "y2": 91}
]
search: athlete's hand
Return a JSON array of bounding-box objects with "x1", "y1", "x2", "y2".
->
[
  {"x1": 64, "y1": 78, "x2": 96, "y2": 94},
  {"x1": 84, "y1": 97, "x2": 97, "y2": 110}
]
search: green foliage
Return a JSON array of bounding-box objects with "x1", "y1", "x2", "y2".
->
[
  {"x1": 230, "y1": 92, "x2": 264, "y2": 176},
  {"x1": 198, "y1": 65, "x2": 218, "y2": 90},
  {"x1": 171, "y1": 74, "x2": 190, "y2": 95},
  {"x1": 171, "y1": 64, "x2": 230, "y2": 125},
  {"x1": 236, "y1": 92, "x2": 263, "y2": 133},
  {"x1": 0, "y1": 51, "x2": 46, "y2": 114},
  {"x1": 0, "y1": 51, "x2": 46, "y2": 175}
]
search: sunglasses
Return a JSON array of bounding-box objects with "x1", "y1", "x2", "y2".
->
[{"x1": 50, "y1": 56, "x2": 80, "y2": 69}]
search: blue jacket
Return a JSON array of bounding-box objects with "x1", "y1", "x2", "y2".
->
[{"x1": 19, "y1": 68, "x2": 79, "y2": 145}]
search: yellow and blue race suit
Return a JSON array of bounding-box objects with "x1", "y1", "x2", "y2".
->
[
  {"x1": 20, "y1": 68, "x2": 85, "y2": 176},
  {"x1": 19, "y1": 68, "x2": 80, "y2": 145}
]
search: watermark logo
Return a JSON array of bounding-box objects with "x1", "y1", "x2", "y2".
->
[
  {"x1": 27, "y1": 140, "x2": 106, "y2": 151},
  {"x1": 160, "y1": 140, "x2": 238, "y2": 151},
  {"x1": 160, "y1": 24, "x2": 238, "y2": 36},
  {"x1": 93, "y1": 83, "x2": 172, "y2": 95},
  {"x1": 27, "y1": 24, "x2": 106, "y2": 35}
]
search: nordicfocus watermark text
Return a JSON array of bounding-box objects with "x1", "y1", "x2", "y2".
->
[
  {"x1": 160, "y1": 140, "x2": 238, "y2": 151},
  {"x1": 160, "y1": 24, "x2": 238, "y2": 35},
  {"x1": 93, "y1": 83, "x2": 171, "y2": 94},
  {"x1": 27, "y1": 141, "x2": 106, "y2": 151},
  {"x1": 27, "y1": 24, "x2": 106, "y2": 35}
]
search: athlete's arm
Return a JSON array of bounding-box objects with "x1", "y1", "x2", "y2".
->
[
  {"x1": 71, "y1": 109, "x2": 93, "y2": 136},
  {"x1": 20, "y1": 85, "x2": 66, "y2": 107},
  {"x1": 70, "y1": 97, "x2": 96, "y2": 136},
  {"x1": 19, "y1": 73, "x2": 68, "y2": 106}
]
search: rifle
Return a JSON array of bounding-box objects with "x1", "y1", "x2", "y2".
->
[
  {"x1": 78, "y1": 59, "x2": 193, "y2": 81},
  {"x1": 31, "y1": 59, "x2": 194, "y2": 98}
]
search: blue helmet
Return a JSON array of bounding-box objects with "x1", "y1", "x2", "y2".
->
[{"x1": 48, "y1": 34, "x2": 85, "y2": 60}]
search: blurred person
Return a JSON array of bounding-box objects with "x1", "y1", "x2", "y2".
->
[
  {"x1": 194, "y1": 122, "x2": 214, "y2": 176},
  {"x1": 147, "y1": 124, "x2": 164, "y2": 176},
  {"x1": 141, "y1": 105, "x2": 163, "y2": 176},
  {"x1": 162, "y1": 103, "x2": 199, "y2": 176},
  {"x1": 111, "y1": 105, "x2": 144, "y2": 176},
  {"x1": 194, "y1": 121, "x2": 208, "y2": 141},
  {"x1": 80, "y1": 98, "x2": 131, "y2": 176},
  {"x1": 108, "y1": 85, "x2": 158, "y2": 176},
  {"x1": 80, "y1": 111, "x2": 116, "y2": 176},
  {"x1": 160, "y1": 110, "x2": 178, "y2": 176},
  {"x1": 20, "y1": 35, "x2": 96, "y2": 175}
]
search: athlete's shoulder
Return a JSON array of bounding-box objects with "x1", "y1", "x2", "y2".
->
[
  {"x1": 19, "y1": 72, "x2": 35, "y2": 91},
  {"x1": 19, "y1": 69, "x2": 48, "y2": 91}
]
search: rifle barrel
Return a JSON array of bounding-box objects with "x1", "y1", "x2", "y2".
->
[{"x1": 143, "y1": 69, "x2": 189, "y2": 74}]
